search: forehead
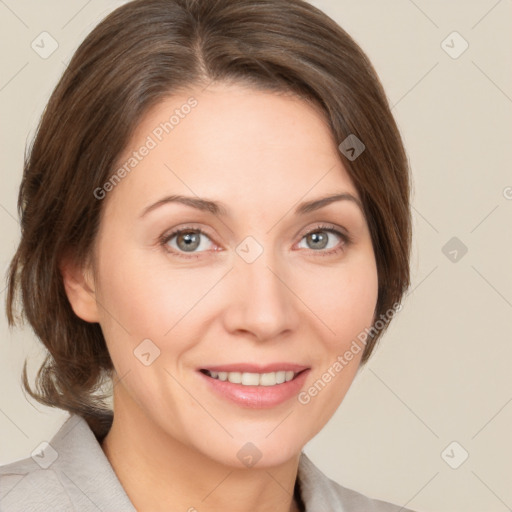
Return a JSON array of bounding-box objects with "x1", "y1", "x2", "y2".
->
[{"x1": 104, "y1": 83, "x2": 359, "y2": 215}]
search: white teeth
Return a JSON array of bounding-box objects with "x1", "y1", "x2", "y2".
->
[
  {"x1": 206, "y1": 370, "x2": 298, "y2": 386},
  {"x1": 241, "y1": 372, "x2": 260, "y2": 385},
  {"x1": 259, "y1": 372, "x2": 277, "y2": 386},
  {"x1": 227, "y1": 372, "x2": 242, "y2": 384}
]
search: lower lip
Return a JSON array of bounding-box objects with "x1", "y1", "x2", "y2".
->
[{"x1": 198, "y1": 370, "x2": 310, "y2": 409}]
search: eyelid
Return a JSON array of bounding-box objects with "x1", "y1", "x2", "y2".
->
[{"x1": 297, "y1": 222, "x2": 352, "y2": 244}]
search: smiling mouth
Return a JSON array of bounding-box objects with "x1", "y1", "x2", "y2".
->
[{"x1": 199, "y1": 369, "x2": 307, "y2": 386}]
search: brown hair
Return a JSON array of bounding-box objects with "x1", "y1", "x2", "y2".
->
[{"x1": 6, "y1": 0, "x2": 412, "y2": 439}]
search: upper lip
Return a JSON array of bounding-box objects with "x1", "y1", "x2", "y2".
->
[{"x1": 200, "y1": 363, "x2": 309, "y2": 373}]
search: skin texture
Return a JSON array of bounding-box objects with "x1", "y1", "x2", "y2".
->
[{"x1": 61, "y1": 83, "x2": 379, "y2": 512}]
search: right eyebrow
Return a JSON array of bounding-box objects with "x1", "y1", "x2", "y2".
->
[{"x1": 139, "y1": 195, "x2": 230, "y2": 219}]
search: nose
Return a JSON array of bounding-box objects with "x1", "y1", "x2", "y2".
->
[{"x1": 222, "y1": 252, "x2": 300, "y2": 342}]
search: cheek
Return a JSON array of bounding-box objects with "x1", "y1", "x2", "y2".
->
[
  {"x1": 297, "y1": 253, "x2": 379, "y2": 347},
  {"x1": 94, "y1": 243, "x2": 223, "y2": 365},
  {"x1": 95, "y1": 244, "x2": 187, "y2": 332},
  {"x1": 95, "y1": 229, "x2": 377, "y2": 352}
]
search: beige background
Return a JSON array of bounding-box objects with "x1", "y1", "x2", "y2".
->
[{"x1": 1, "y1": 1, "x2": 511, "y2": 511}]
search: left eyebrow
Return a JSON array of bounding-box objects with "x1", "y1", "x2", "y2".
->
[{"x1": 294, "y1": 193, "x2": 363, "y2": 215}]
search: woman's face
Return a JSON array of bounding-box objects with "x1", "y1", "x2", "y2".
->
[{"x1": 89, "y1": 83, "x2": 378, "y2": 467}]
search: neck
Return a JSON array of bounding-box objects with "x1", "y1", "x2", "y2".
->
[{"x1": 101, "y1": 402, "x2": 304, "y2": 512}]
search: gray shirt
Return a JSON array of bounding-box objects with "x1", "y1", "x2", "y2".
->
[{"x1": 0, "y1": 414, "x2": 417, "y2": 511}]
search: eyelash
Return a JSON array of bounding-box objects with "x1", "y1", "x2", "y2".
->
[{"x1": 158, "y1": 223, "x2": 353, "y2": 260}]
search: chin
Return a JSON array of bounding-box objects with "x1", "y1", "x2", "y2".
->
[{"x1": 198, "y1": 427, "x2": 307, "y2": 470}]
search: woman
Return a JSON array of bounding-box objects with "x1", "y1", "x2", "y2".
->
[{"x1": 1, "y1": 0, "x2": 415, "y2": 510}]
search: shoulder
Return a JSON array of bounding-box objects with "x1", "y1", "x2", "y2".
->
[
  {"x1": 297, "y1": 452, "x2": 418, "y2": 512},
  {"x1": 0, "y1": 413, "x2": 135, "y2": 512},
  {"x1": 0, "y1": 457, "x2": 74, "y2": 512}
]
